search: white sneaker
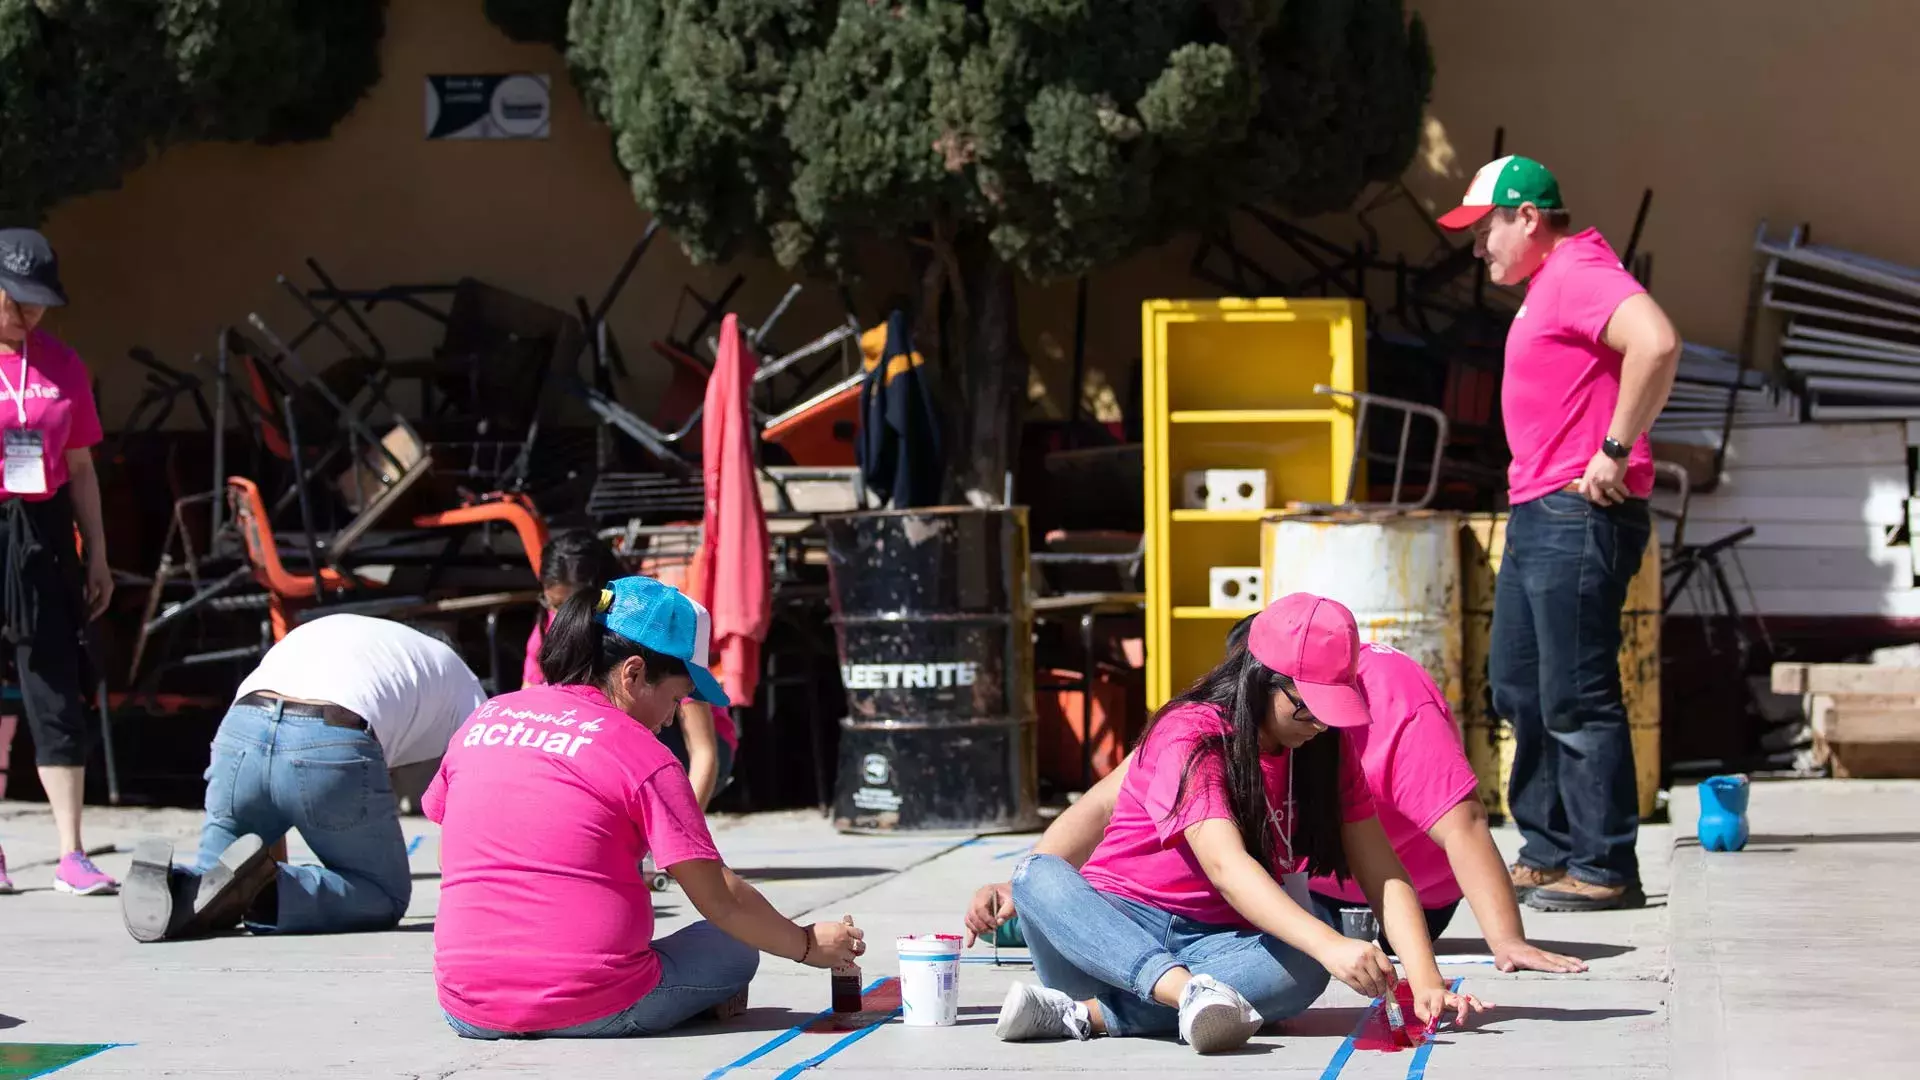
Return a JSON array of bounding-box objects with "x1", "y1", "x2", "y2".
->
[
  {"x1": 1178, "y1": 975, "x2": 1261, "y2": 1054},
  {"x1": 994, "y1": 983, "x2": 1091, "y2": 1042}
]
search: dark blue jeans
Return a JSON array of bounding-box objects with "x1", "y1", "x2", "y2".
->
[{"x1": 1489, "y1": 491, "x2": 1651, "y2": 889}]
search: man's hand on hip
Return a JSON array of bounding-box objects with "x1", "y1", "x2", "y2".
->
[{"x1": 1575, "y1": 450, "x2": 1629, "y2": 505}]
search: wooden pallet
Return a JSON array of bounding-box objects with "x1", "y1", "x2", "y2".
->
[{"x1": 1772, "y1": 663, "x2": 1920, "y2": 777}]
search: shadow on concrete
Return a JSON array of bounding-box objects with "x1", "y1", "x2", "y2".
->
[
  {"x1": 1434, "y1": 937, "x2": 1636, "y2": 961},
  {"x1": 719, "y1": 1008, "x2": 852, "y2": 1033},
  {"x1": 1475, "y1": 1006, "x2": 1657, "y2": 1028},
  {"x1": 1272, "y1": 1006, "x2": 1369, "y2": 1038},
  {"x1": 1749, "y1": 832, "x2": 1920, "y2": 846},
  {"x1": 0, "y1": 1013, "x2": 22, "y2": 1030},
  {"x1": 390, "y1": 922, "x2": 437, "y2": 933},
  {"x1": 1674, "y1": 838, "x2": 1796, "y2": 853},
  {"x1": 732, "y1": 867, "x2": 891, "y2": 882},
  {"x1": 411, "y1": 871, "x2": 442, "y2": 881}
]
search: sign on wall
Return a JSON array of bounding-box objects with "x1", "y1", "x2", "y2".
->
[{"x1": 424, "y1": 74, "x2": 551, "y2": 140}]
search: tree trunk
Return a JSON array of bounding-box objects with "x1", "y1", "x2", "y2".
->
[{"x1": 921, "y1": 231, "x2": 1026, "y2": 506}]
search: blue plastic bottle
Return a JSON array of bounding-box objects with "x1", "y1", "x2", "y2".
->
[{"x1": 1696, "y1": 774, "x2": 1750, "y2": 852}]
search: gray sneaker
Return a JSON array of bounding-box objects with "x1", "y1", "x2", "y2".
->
[
  {"x1": 994, "y1": 983, "x2": 1091, "y2": 1042},
  {"x1": 1178, "y1": 975, "x2": 1261, "y2": 1054}
]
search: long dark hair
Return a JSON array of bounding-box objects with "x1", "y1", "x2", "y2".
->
[
  {"x1": 538, "y1": 588, "x2": 689, "y2": 693},
  {"x1": 1138, "y1": 621, "x2": 1350, "y2": 882},
  {"x1": 540, "y1": 529, "x2": 623, "y2": 593}
]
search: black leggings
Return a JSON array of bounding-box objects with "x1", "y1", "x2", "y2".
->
[
  {"x1": 3, "y1": 488, "x2": 92, "y2": 768},
  {"x1": 1308, "y1": 890, "x2": 1459, "y2": 954}
]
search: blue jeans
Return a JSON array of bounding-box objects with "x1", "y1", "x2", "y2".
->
[
  {"x1": 443, "y1": 921, "x2": 760, "y2": 1039},
  {"x1": 1010, "y1": 854, "x2": 1328, "y2": 1036},
  {"x1": 195, "y1": 702, "x2": 411, "y2": 933},
  {"x1": 1489, "y1": 491, "x2": 1651, "y2": 888}
]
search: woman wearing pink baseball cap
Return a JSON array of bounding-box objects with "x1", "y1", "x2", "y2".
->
[{"x1": 990, "y1": 593, "x2": 1481, "y2": 1054}]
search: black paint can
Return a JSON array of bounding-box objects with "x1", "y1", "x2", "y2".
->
[{"x1": 824, "y1": 506, "x2": 1042, "y2": 833}]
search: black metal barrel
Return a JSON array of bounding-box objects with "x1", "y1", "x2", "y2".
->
[{"x1": 824, "y1": 506, "x2": 1042, "y2": 833}]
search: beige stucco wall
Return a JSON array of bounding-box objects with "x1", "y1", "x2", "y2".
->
[{"x1": 35, "y1": 0, "x2": 1920, "y2": 430}]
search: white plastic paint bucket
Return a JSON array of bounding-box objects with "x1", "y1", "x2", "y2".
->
[{"x1": 896, "y1": 934, "x2": 962, "y2": 1027}]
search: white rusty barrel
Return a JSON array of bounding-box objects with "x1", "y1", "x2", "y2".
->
[{"x1": 1260, "y1": 511, "x2": 1464, "y2": 716}]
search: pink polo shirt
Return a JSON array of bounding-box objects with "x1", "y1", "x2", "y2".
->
[
  {"x1": 0, "y1": 330, "x2": 102, "y2": 500},
  {"x1": 1080, "y1": 702, "x2": 1374, "y2": 928},
  {"x1": 1311, "y1": 644, "x2": 1481, "y2": 909},
  {"x1": 522, "y1": 611, "x2": 738, "y2": 750},
  {"x1": 1502, "y1": 228, "x2": 1654, "y2": 505},
  {"x1": 425, "y1": 683, "x2": 721, "y2": 1033}
]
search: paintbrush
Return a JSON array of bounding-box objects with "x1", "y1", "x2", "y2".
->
[
  {"x1": 1380, "y1": 971, "x2": 1406, "y2": 1040},
  {"x1": 988, "y1": 889, "x2": 1001, "y2": 967}
]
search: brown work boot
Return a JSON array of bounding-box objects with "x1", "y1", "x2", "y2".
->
[
  {"x1": 1509, "y1": 863, "x2": 1565, "y2": 900},
  {"x1": 1526, "y1": 876, "x2": 1645, "y2": 913}
]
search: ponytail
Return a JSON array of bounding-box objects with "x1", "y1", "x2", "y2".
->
[{"x1": 538, "y1": 586, "x2": 690, "y2": 693}]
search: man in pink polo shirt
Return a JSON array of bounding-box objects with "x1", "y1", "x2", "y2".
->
[{"x1": 1437, "y1": 156, "x2": 1680, "y2": 912}]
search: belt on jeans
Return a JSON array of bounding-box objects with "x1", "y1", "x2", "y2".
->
[{"x1": 236, "y1": 691, "x2": 368, "y2": 731}]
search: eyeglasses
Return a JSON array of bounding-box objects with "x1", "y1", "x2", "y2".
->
[{"x1": 1280, "y1": 684, "x2": 1323, "y2": 729}]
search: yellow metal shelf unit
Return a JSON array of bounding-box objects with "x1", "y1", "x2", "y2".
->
[{"x1": 1141, "y1": 298, "x2": 1366, "y2": 707}]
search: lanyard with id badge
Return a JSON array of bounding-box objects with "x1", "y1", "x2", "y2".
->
[
  {"x1": 1270, "y1": 750, "x2": 1312, "y2": 909},
  {"x1": 1, "y1": 346, "x2": 46, "y2": 496}
]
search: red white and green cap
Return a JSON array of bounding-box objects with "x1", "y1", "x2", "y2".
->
[{"x1": 1436, "y1": 156, "x2": 1563, "y2": 230}]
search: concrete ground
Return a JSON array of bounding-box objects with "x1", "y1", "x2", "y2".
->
[{"x1": 0, "y1": 780, "x2": 1907, "y2": 1078}]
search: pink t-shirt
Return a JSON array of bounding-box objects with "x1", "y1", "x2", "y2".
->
[
  {"x1": 0, "y1": 330, "x2": 103, "y2": 500},
  {"x1": 522, "y1": 611, "x2": 738, "y2": 749},
  {"x1": 1501, "y1": 228, "x2": 1654, "y2": 505},
  {"x1": 424, "y1": 683, "x2": 722, "y2": 1033},
  {"x1": 1310, "y1": 644, "x2": 1481, "y2": 908},
  {"x1": 1080, "y1": 702, "x2": 1374, "y2": 927}
]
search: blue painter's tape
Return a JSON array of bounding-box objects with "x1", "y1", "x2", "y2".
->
[
  {"x1": 405, "y1": 835, "x2": 423, "y2": 856},
  {"x1": 1318, "y1": 996, "x2": 1382, "y2": 1080},
  {"x1": 1403, "y1": 977, "x2": 1463, "y2": 1080},
  {"x1": 703, "y1": 977, "x2": 888, "y2": 1080},
  {"x1": 772, "y1": 984, "x2": 901, "y2": 1080}
]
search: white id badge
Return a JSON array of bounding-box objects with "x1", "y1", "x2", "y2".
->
[
  {"x1": 4, "y1": 429, "x2": 46, "y2": 495},
  {"x1": 1281, "y1": 869, "x2": 1311, "y2": 910}
]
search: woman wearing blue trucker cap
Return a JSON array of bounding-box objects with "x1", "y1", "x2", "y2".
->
[{"x1": 426, "y1": 576, "x2": 866, "y2": 1039}]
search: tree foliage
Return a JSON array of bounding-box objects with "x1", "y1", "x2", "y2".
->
[
  {"x1": 504, "y1": 0, "x2": 1431, "y2": 495},
  {"x1": 0, "y1": 0, "x2": 387, "y2": 224},
  {"x1": 562, "y1": 0, "x2": 1431, "y2": 281}
]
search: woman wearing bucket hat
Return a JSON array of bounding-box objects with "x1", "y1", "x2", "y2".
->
[
  {"x1": 991, "y1": 593, "x2": 1482, "y2": 1054},
  {"x1": 0, "y1": 227, "x2": 117, "y2": 897},
  {"x1": 425, "y1": 576, "x2": 864, "y2": 1039}
]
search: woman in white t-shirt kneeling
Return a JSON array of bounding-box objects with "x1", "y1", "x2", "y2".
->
[{"x1": 120, "y1": 615, "x2": 487, "y2": 942}]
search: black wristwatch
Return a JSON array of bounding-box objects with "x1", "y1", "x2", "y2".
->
[{"x1": 1600, "y1": 436, "x2": 1631, "y2": 461}]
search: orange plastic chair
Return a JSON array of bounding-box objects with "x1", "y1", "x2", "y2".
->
[
  {"x1": 412, "y1": 492, "x2": 550, "y2": 578},
  {"x1": 226, "y1": 476, "x2": 383, "y2": 637}
]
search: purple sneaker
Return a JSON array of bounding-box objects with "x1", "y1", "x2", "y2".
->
[
  {"x1": 0, "y1": 846, "x2": 14, "y2": 894},
  {"x1": 54, "y1": 851, "x2": 119, "y2": 896}
]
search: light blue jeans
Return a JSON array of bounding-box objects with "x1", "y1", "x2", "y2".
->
[
  {"x1": 195, "y1": 701, "x2": 410, "y2": 934},
  {"x1": 1011, "y1": 854, "x2": 1329, "y2": 1036},
  {"x1": 443, "y1": 921, "x2": 761, "y2": 1039}
]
